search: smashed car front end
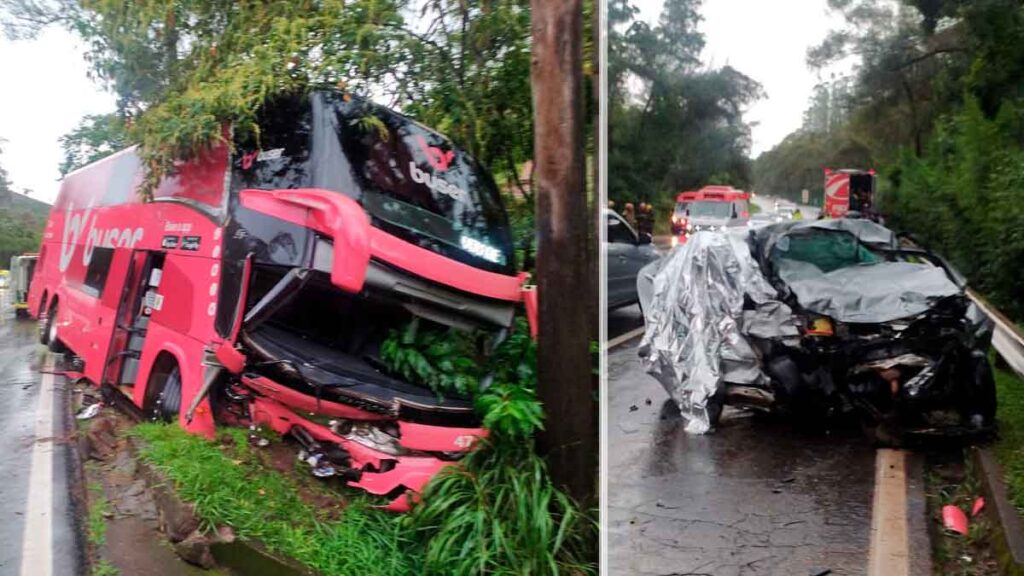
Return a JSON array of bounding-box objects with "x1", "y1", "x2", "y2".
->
[{"x1": 639, "y1": 219, "x2": 997, "y2": 441}]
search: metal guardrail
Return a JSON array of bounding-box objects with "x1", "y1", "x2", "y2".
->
[{"x1": 968, "y1": 289, "x2": 1024, "y2": 378}]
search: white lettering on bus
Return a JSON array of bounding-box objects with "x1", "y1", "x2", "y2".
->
[
  {"x1": 58, "y1": 202, "x2": 144, "y2": 272},
  {"x1": 409, "y1": 162, "x2": 468, "y2": 203}
]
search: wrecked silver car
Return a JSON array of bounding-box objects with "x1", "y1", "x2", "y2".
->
[{"x1": 637, "y1": 218, "x2": 996, "y2": 442}]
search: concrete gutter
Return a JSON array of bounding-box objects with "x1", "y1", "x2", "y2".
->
[{"x1": 973, "y1": 447, "x2": 1024, "y2": 576}]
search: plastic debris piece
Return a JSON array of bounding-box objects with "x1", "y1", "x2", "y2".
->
[
  {"x1": 75, "y1": 403, "x2": 101, "y2": 420},
  {"x1": 942, "y1": 504, "x2": 969, "y2": 535},
  {"x1": 971, "y1": 497, "x2": 985, "y2": 517}
]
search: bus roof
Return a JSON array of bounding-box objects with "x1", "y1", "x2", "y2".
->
[{"x1": 676, "y1": 185, "x2": 750, "y2": 203}]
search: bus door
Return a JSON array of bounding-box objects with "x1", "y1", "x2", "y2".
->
[{"x1": 102, "y1": 250, "x2": 166, "y2": 391}]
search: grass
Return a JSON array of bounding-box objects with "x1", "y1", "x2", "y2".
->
[
  {"x1": 128, "y1": 423, "x2": 596, "y2": 575},
  {"x1": 993, "y1": 355, "x2": 1024, "y2": 512},
  {"x1": 926, "y1": 455, "x2": 999, "y2": 574},
  {"x1": 91, "y1": 559, "x2": 120, "y2": 576},
  {"x1": 129, "y1": 424, "x2": 414, "y2": 576},
  {"x1": 87, "y1": 478, "x2": 110, "y2": 547}
]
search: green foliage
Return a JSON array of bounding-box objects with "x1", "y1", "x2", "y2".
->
[
  {"x1": 993, "y1": 354, "x2": 1024, "y2": 515},
  {"x1": 87, "y1": 479, "x2": 109, "y2": 547},
  {"x1": 884, "y1": 98, "x2": 1024, "y2": 318},
  {"x1": 91, "y1": 559, "x2": 120, "y2": 576},
  {"x1": 59, "y1": 113, "x2": 128, "y2": 176},
  {"x1": 404, "y1": 442, "x2": 596, "y2": 576},
  {"x1": 0, "y1": 144, "x2": 49, "y2": 265},
  {"x1": 609, "y1": 0, "x2": 762, "y2": 205},
  {"x1": 379, "y1": 318, "x2": 482, "y2": 397},
  {"x1": 381, "y1": 317, "x2": 543, "y2": 439},
  {"x1": 129, "y1": 424, "x2": 416, "y2": 576}
]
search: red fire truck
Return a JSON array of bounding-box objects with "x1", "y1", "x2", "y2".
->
[
  {"x1": 29, "y1": 90, "x2": 534, "y2": 510},
  {"x1": 823, "y1": 168, "x2": 876, "y2": 218}
]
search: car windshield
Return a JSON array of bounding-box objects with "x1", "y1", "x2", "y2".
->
[
  {"x1": 770, "y1": 229, "x2": 881, "y2": 274},
  {"x1": 232, "y1": 91, "x2": 516, "y2": 275},
  {"x1": 688, "y1": 201, "x2": 733, "y2": 218}
]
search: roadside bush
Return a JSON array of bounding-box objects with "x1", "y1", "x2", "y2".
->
[{"x1": 882, "y1": 98, "x2": 1024, "y2": 320}]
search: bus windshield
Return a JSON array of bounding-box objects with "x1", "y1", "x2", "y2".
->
[
  {"x1": 232, "y1": 91, "x2": 516, "y2": 275},
  {"x1": 688, "y1": 201, "x2": 733, "y2": 218}
]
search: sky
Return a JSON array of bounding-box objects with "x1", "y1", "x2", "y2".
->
[
  {"x1": 0, "y1": 28, "x2": 116, "y2": 205},
  {"x1": 634, "y1": 0, "x2": 850, "y2": 157}
]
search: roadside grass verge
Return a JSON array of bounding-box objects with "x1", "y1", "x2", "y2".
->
[
  {"x1": 129, "y1": 422, "x2": 596, "y2": 575},
  {"x1": 994, "y1": 357, "x2": 1024, "y2": 513},
  {"x1": 86, "y1": 474, "x2": 110, "y2": 547},
  {"x1": 129, "y1": 423, "x2": 415, "y2": 576}
]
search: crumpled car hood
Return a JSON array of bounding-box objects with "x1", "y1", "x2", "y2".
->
[{"x1": 778, "y1": 260, "x2": 960, "y2": 323}]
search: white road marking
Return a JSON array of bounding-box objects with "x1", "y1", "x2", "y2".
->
[
  {"x1": 605, "y1": 326, "x2": 645, "y2": 350},
  {"x1": 868, "y1": 448, "x2": 909, "y2": 576},
  {"x1": 20, "y1": 356, "x2": 55, "y2": 576}
]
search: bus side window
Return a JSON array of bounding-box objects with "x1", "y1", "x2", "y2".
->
[{"x1": 84, "y1": 247, "x2": 115, "y2": 296}]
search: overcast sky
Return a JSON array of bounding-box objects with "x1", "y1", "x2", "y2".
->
[
  {"x1": 634, "y1": 0, "x2": 849, "y2": 157},
  {"x1": 0, "y1": 28, "x2": 115, "y2": 205}
]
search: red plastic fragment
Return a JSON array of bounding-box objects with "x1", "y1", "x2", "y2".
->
[
  {"x1": 972, "y1": 497, "x2": 985, "y2": 517},
  {"x1": 942, "y1": 504, "x2": 969, "y2": 535}
]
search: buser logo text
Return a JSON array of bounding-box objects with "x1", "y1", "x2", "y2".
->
[{"x1": 409, "y1": 162, "x2": 468, "y2": 203}]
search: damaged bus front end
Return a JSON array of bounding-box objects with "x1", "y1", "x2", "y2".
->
[
  {"x1": 638, "y1": 218, "x2": 996, "y2": 443},
  {"x1": 203, "y1": 91, "x2": 530, "y2": 510}
]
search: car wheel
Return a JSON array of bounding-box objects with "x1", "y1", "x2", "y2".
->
[
  {"x1": 45, "y1": 300, "x2": 66, "y2": 353},
  {"x1": 963, "y1": 352, "x2": 997, "y2": 428},
  {"x1": 148, "y1": 362, "x2": 183, "y2": 424}
]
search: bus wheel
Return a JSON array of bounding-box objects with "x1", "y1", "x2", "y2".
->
[
  {"x1": 38, "y1": 295, "x2": 50, "y2": 345},
  {"x1": 45, "y1": 300, "x2": 66, "y2": 353},
  {"x1": 148, "y1": 362, "x2": 183, "y2": 424}
]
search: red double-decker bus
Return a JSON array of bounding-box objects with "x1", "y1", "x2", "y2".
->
[{"x1": 29, "y1": 90, "x2": 533, "y2": 510}]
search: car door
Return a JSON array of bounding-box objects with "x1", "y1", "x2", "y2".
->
[{"x1": 606, "y1": 212, "x2": 641, "y2": 307}]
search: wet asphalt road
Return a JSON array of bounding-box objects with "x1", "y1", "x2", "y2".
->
[
  {"x1": 0, "y1": 291, "x2": 80, "y2": 575},
  {"x1": 607, "y1": 305, "x2": 877, "y2": 575}
]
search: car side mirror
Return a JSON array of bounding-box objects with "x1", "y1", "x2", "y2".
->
[{"x1": 638, "y1": 232, "x2": 653, "y2": 245}]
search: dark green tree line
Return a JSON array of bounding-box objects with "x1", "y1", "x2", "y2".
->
[
  {"x1": 754, "y1": 0, "x2": 1024, "y2": 319},
  {"x1": 608, "y1": 0, "x2": 762, "y2": 208}
]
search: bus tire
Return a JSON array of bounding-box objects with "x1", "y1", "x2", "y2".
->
[
  {"x1": 45, "y1": 300, "x2": 66, "y2": 353},
  {"x1": 147, "y1": 360, "x2": 183, "y2": 424},
  {"x1": 38, "y1": 293, "x2": 49, "y2": 345}
]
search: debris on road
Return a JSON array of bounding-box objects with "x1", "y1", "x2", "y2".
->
[
  {"x1": 943, "y1": 504, "x2": 970, "y2": 535},
  {"x1": 76, "y1": 403, "x2": 101, "y2": 420}
]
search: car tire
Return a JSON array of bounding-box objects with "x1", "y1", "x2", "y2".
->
[
  {"x1": 707, "y1": 388, "x2": 726, "y2": 429},
  {"x1": 45, "y1": 300, "x2": 66, "y2": 353},
  {"x1": 147, "y1": 362, "x2": 183, "y2": 424},
  {"x1": 964, "y1": 352, "x2": 997, "y2": 428}
]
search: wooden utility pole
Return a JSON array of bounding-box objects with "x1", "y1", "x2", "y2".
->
[{"x1": 531, "y1": 0, "x2": 597, "y2": 507}]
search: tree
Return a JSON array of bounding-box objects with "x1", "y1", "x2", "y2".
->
[
  {"x1": 608, "y1": 0, "x2": 762, "y2": 206},
  {"x1": 58, "y1": 113, "x2": 128, "y2": 176},
  {"x1": 531, "y1": 0, "x2": 596, "y2": 509}
]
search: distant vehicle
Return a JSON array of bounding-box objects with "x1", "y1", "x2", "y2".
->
[
  {"x1": 671, "y1": 186, "x2": 751, "y2": 244},
  {"x1": 606, "y1": 209, "x2": 660, "y2": 309},
  {"x1": 10, "y1": 255, "x2": 37, "y2": 318},
  {"x1": 824, "y1": 168, "x2": 876, "y2": 219},
  {"x1": 777, "y1": 205, "x2": 797, "y2": 220},
  {"x1": 747, "y1": 213, "x2": 776, "y2": 228}
]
